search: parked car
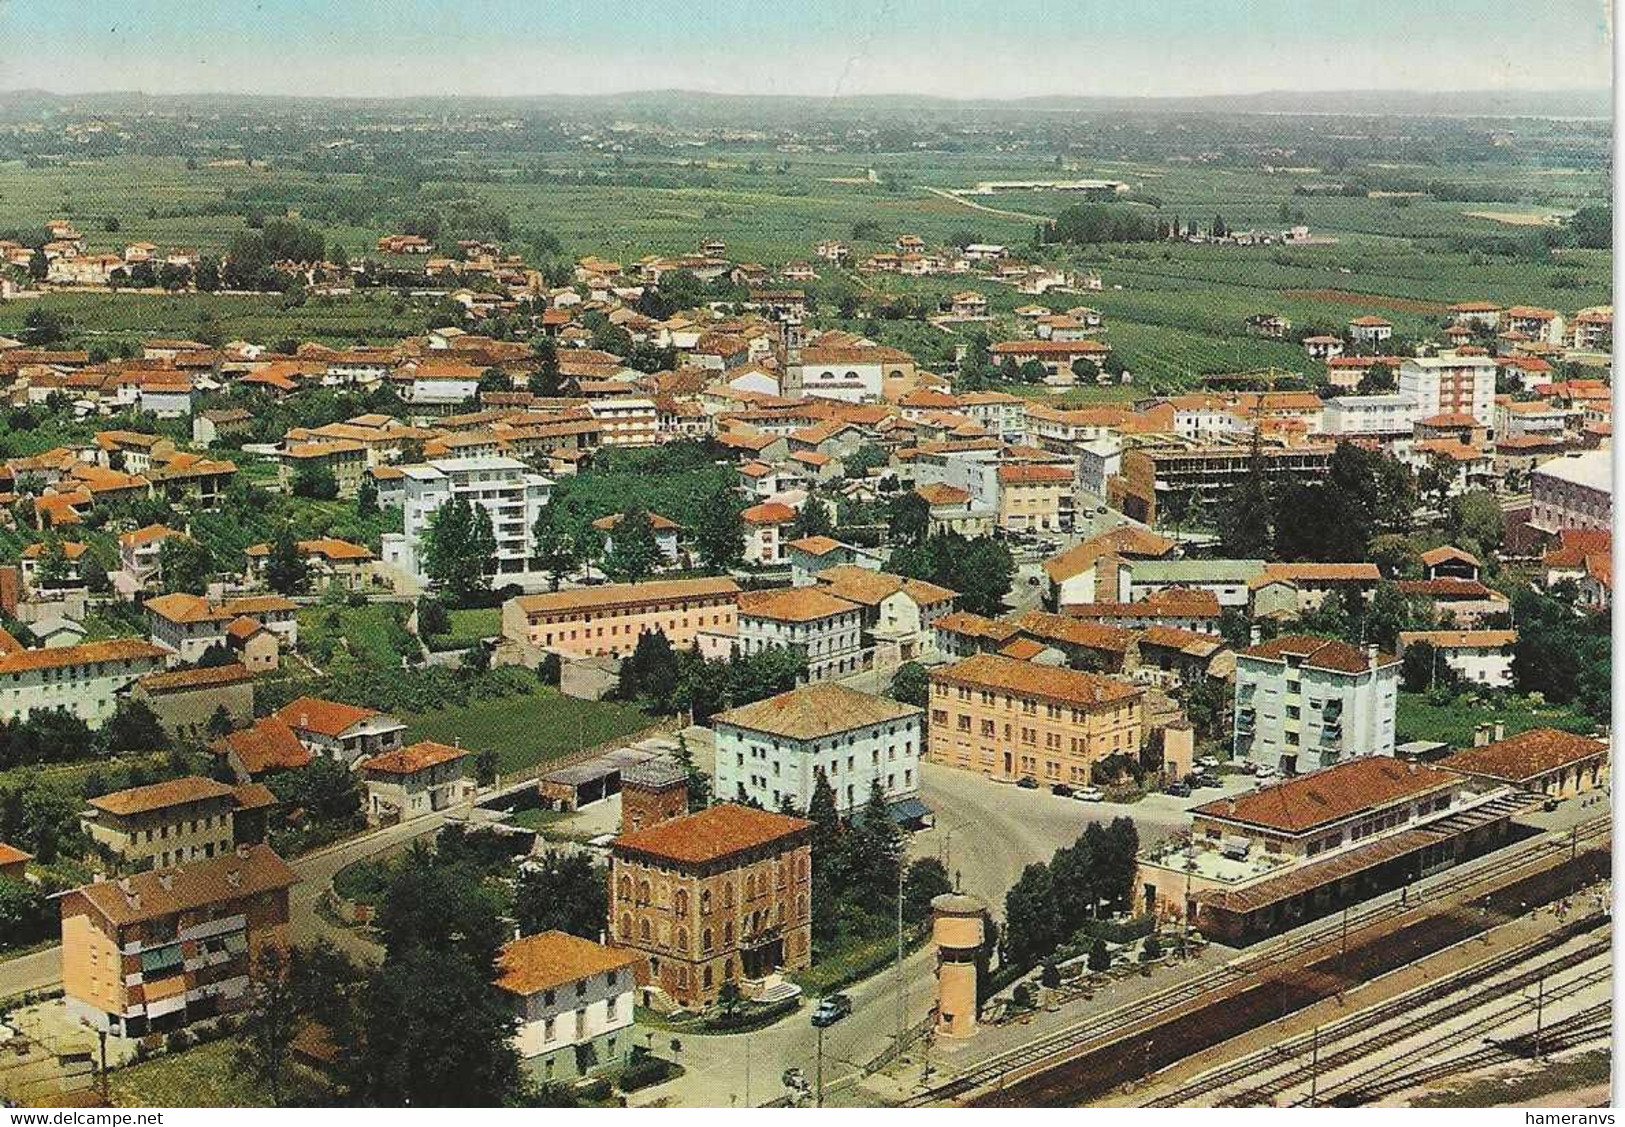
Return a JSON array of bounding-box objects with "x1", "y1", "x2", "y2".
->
[
  {"x1": 1016, "y1": 776, "x2": 1040, "y2": 790},
  {"x1": 1252, "y1": 763, "x2": 1278, "y2": 779},
  {"x1": 1190, "y1": 774, "x2": 1222, "y2": 790},
  {"x1": 1072, "y1": 786, "x2": 1105, "y2": 802},
  {"x1": 1197, "y1": 755, "x2": 1221, "y2": 771},
  {"x1": 811, "y1": 994, "x2": 852, "y2": 1027},
  {"x1": 1051, "y1": 783, "x2": 1075, "y2": 797},
  {"x1": 1166, "y1": 782, "x2": 1192, "y2": 797}
]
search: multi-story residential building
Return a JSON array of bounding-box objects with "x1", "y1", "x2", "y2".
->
[
  {"x1": 1041, "y1": 526, "x2": 1180, "y2": 607},
  {"x1": 1503, "y1": 305, "x2": 1565, "y2": 344},
  {"x1": 813, "y1": 565, "x2": 957, "y2": 664},
  {"x1": 0, "y1": 639, "x2": 169, "y2": 726},
  {"x1": 271, "y1": 697, "x2": 406, "y2": 767},
  {"x1": 927, "y1": 654, "x2": 1143, "y2": 785},
  {"x1": 741, "y1": 501, "x2": 797, "y2": 565},
  {"x1": 83, "y1": 776, "x2": 251, "y2": 869},
  {"x1": 117, "y1": 524, "x2": 184, "y2": 588},
  {"x1": 358, "y1": 740, "x2": 475, "y2": 826},
  {"x1": 996, "y1": 463, "x2": 1073, "y2": 532},
  {"x1": 1396, "y1": 629, "x2": 1517, "y2": 689},
  {"x1": 277, "y1": 439, "x2": 368, "y2": 498},
  {"x1": 1232, "y1": 634, "x2": 1399, "y2": 776},
  {"x1": 958, "y1": 391, "x2": 1027, "y2": 443},
  {"x1": 1137, "y1": 757, "x2": 1518, "y2": 943},
  {"x1": 1113, "y1": 558, "x2": 1265, "y2": 608},
  {"x1": 502, "y1": 577, "x2": 741, "y2": 659},
  {"x1": 1108, "y1": 442, "x2": 1333, "y2": 526},
  {"x1": 1347, "y1": 315, "x2": 1392, "y2": 345},
  {"x1": 713, "y1": 683, "x2": 923, "y2": 813},
  {"x1": 1321, "y1": 393, "x2": 1420, "y2": 436},
  {"x1": 131, "y1": 663, "x2": 256, "y2": 741},
  {"x1": 498, "y1": 931, "x2": 639, "y2": 1083},
  {"x1": 145, "y1": 593, "x2": 231, "y2": 664},
  {"x1": 785, "y1": 536, "x2": 884, "y2": 588},
  {"x1": 1568, "y1": 307, "x2": 1612, "y2": 351},
  {"x1": 381, "y1": 456, "x2": 554, "y2": 585},
  {"x1": 736, "y1": 587, "x2": 864, "y2": 682},
  {"x1": 1397, "y1": 355, "x2": 1497, "y2": 430},
  {"x1": 609, "y1": 804, "x2": 813, "y2": 1009},
  {"x1": 61, "y1": 844, "x2": 299, "y2": 1036},
  {"x1": 1529, "y1": 450, "x2": 1612, "y2": 533},
  {"x1": 588, "y1": 398, "x2": 660, "y2": 448}
]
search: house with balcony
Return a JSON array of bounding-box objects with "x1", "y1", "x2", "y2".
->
[{"x1": 1232, "y1": 634, "x2": 1399, "y2": 776}]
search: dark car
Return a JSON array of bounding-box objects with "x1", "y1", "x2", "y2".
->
[
  {"x1": 1051, "y1": 783, "x2": 1074, "y2": 797},
  {"x1": 1166, "y1": 781, "x2": 1192, "y2": 797},
  {"x1": 811, "y1": 993, "x2": 852, "y2": 1027},
  {"x1": 1016, "y1": 776, "x2": 1040, "y2": 790}
]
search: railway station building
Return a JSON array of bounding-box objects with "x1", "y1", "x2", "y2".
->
[{"x1": 1137, "y1": 756, "x2": 1525, "y2": 944}]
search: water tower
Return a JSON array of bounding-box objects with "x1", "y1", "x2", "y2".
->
[{"x1": 931, "y1": 892, "x2": 988, "y2": 1039}]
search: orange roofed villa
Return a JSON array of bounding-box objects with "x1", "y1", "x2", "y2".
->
[
  {"x1": 608, "y1": 803, "x2": 813, "y2": 1010},
  {"x1": 1137, "y1": 757, "x2": 1527, "y2": 945}
]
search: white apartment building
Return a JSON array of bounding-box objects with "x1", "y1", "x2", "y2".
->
[
  {"x1": 1233, "y1": 634, "x2": 1400, "y2": 776},
  {"x1": 381, "y1": 456, "x2": 553, "y2": 585},
  {"x1": 1321, "y1": 393, "x2": 1420, "y2": 436},
  {"x1": 588, "y1": 398, "x2": 659, "y2": 448},
  {"x1": 0, "y1": 639, "x2": 169, "y2": 726},
  {"x1": 713, "y1": 683, "x2": 924, "y2": 813},
  {"x1": 1396, "y1": 630, "x2": 1516, "y2": 689},
  {"x1": 1530, "y1": 450, "x2": 1612, "y2": 534},
  {"x1": 497, "y1": 931, "x2": 638, "y2": 1083},
  {"x1": 794, "y1": 345, "x2": 911, "y2": 403},
  {"x1": 1397, "y1": 355, "x2": 1497, "y2": 429},
  {"x1": 736, "y1": 587, "x2": 864, "y2": 683}
]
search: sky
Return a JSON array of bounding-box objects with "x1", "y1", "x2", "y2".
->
[{"x1": 0, "y1": 0, "x2": 1613, "y2": 100}]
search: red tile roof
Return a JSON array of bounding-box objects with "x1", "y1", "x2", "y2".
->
[
  {"x1": 612, "y1": 803, "x2": 812, "y2": 866},
  {"x1": 1195, "y1": 757, "x2": 1458, "y2": 834},
  {"x1": 1439, "y1": 728, "x2": 1607, "y2": 785}
]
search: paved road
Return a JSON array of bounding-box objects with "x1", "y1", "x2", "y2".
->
[
  {"x1": 630, "y1": 762, "x2": 1238, "y2": 1107},
  {"x1": 0, "y1": 805, "x2": 459, "y2": 998}
]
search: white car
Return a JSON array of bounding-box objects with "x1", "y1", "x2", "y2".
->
[
  {"x1": 1197, "y1": 756, "x2": 1221, "y2": 771},
  {"x1": 1252, "y1": 763, "x2": 1278, "y2": 779},
  {"x1": 1072, "y1": 786, "x2": 1105, "y2": 802}
]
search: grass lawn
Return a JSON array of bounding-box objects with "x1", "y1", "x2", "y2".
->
[
  {"x1": 108, "y1": 1037, "x2": 329, "y2": 1108},
  {"x1": 425, "y1": 607, "x2": 501, "y2": 652},
  {"x1": 792, "y1": 927, "x2": 925, "y2": 998},
  {"x1": 1395, "y1": 692, "x2": 1597, "y2": 748},
  {"x1": 400, "y1": 687, "x2": 654, "y2": 775},
  {"x1": 297, "y1": 602, "x2": 417, "y2": 669}
]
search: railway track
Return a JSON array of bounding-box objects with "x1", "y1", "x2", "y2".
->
[
  {"x1": 911, "y1": 816, "x2": 1608, "y2": 1106},
  {"x1": 1146, "y1": 916, "x2": 1610, "y2": 1107},
  {"x1": 1318, "y1": 1000, "x2": 1614, "y2": 1107}
]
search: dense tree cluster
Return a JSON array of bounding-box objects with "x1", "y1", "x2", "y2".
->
[{"x1": 1002, "y1": 818, "x2": 1141, "y2": 972}]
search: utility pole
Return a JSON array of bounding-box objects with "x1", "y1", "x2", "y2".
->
[
  {"x1": 1308, "y1": 1025, "x2": 1319, "y2": 1107},
  {"x1": 1534, "y1": 972, "x2": 1546, "y2": 1061},
  {"x1": 896, "y1": 853, "x2": 907, "y2": 1058},
  {"x1": 745, "y1": 1034, "x2": 753, "y2": 1107},
  {"x1": 816, "y1": 1023, "x2": 826, "y2": 1107}
]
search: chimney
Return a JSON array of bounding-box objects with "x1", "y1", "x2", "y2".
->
[
  {"x1": 157, "y1": 873, "x2": 173, "y2": 891},
  {"x1": 225, "y1": 869, "x2": 242, "y2": 889},
  {"x1": 1474, "y1": 723, "x2": 1492, "y2": 747},
  {"x1": 236, "y1": 843, "x2": 252, "y2": 859},
  {"x1": 1492, "y1": 721, "x2": 1505, "y2": 742},
  {"x1": 1365, "y1": 644, "x2": 1378, "y2": 663},
  {"x1": 299, "y1": 712, "x2": 309, "y2": 730},
  {"x1": 117, "y1": 878, "x2": 133, "y2": 895}
]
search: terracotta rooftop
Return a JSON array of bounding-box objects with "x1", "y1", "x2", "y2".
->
[
  {"x1": 511, "y1": 577, "x2": 740, "y2": 617},
  {"x1": 998, "y1": 637, "x2": 1048, "y2": 661},
  {"x1": 1398, "y1": 629, "x2": 1517, "y2": 650},
  {"x1": 135, "y1": 663, "x2": 255, "y2": 694},
  {"x1": 934, "y1": 610, "x2": 1021, "y2": 643},
  {"x1": 785, "y1": 535, "x2": 848, "y2": 557},
  {"x1": 916, "y1": 482, "x2": 972, "y2": 506},
  {"x1": 1420, "y1": 545, "x2": 1480, "y2": 568},
  {"x1": 88, "y1": 776, "x2": 236, "y2": 817},
  {"x1": 362, "y1": 740, "x2": 470, "y2": 775},
  {"x1": 814, "y1": 565, "x2": 956, "y2": 607},
  {"x1": 145, "y1": 592, "x2": 229, "y2": 625},
  {"x1": 0, "y1": 842, "x2": 32, "y2": 867},
  {"x1": 742, "y1": 501, "x2": 798, "y2": 525},
  {"x1": 218, "y1": 718, "x2": 311, "y2": 775},
  {"x1": 612, "y1": 803, "x2": 812, "y2": 866},
  {"x1": 497, "y1": 931, "x2": 641, "y2": 997},
  {"x1": 1238, "y1": 633, "x2": 1396, "y2": 674},
  {"x1": 932, "y1": 653, "x2": 1141, "y2": 709},
  {"x1": 1012, "y1": 609, "x2": 1131, "y2": 654},
  {"x1": 714, "y1": 683, "x2": 921, "y2": 741},
  {"x1": 737, "y1": 586, "x2": 860, "y2": 624},
  {"x1": 1440, "y1": 728, "x2": 1608, "y2": 785},
  {"x1": 0, "y1": 639, "x2": 167, "y2": 676},
  {"x1": 74, "y1": 844, "x2": 299, "y2": 927},
  {"x1": 274, "y1": 697, "x2": 383, "y2": 738},
  {"x1": 1262, "y1": 562, "x2": 1382, "y2": 583},
  {"x1": 1194, "y1": 757, "x2": 1459, "y2": 835},
  {"x1": 1042, "y1": 527, "x2": 1178, "y2": 583}
]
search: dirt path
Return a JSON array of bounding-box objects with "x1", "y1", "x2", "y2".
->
[{"x1": 923, "y1": 186, "x2": 1049, "y2": 224}]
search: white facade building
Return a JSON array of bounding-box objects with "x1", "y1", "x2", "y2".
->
[
  {"x1": 1321, "y1": 393, "x2": 1420, "y2": 436},
  {"x1": 1233, "y1": 634, "x2": 1400, "y2": 776},
  {"x1": 1397, "y1": 355, "x2": 1497, "y2": 429},
  {"x1": 497, "y1": 932, "x2": 638, "y2": 1083},
  {"x1": 713, "y1": 683, "x2": 924, "y2": 813},
  {"x1": 0, "y1": 640, "x2": 169, "y2": 726},
  {"x1": 1530, "y1": 450, "x2": 1612, "y2": 533},
  {"x1": 736, "y1": 587, "x2": 864, "y2": 683},
  {"x1": 1396, "y1": 630, "x2": 1516, "y2": 690},
  {"x1": 381, "y1": 456, "x2": 553, "y2": 585}
]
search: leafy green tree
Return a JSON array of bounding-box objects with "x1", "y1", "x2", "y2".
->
[
  {"x1": 530, "y1": 507, "x2": 579, "y2": 591},
  {"x1": 805, "y1": 769, "x2": 847, "y2": 946},
  {"x1": 514, "y1": 851, "x2": 607, "y2": 940},
  {"x1": 265, "y1": 526, "x2": 309, "y2": 595},
  {"x1": 603, "y1": 509, "x2": 660, "y2": 583},
  {"x1": 1002, "y1": 862, "x2": 1060, "y2": 970},
  {"x1": 1216, "y1": 433, "x2": 1272, "y2": 558},
  {"x1": 528, "y1": 337, "x2": 564, "y2": 398},
  {"x1": 104, "y1": 699, "x2": 167, "y2": 754},
  {"x1": 236, "y1": 945, "x2": 300, "y2": 1105},
  {"x1": 889, "y1": 661, "x2": 929, "y2": 708},
  {"x1": 901, "y1": 857, "x2": 953, "y2": 923},
  {"x1": 422, "y1": 496, "x2": 497, "y2": 605},
  {"x1": 356, "y1": 476, "x2": 380, "y2": 518},
  {"x1": 695, "y1": 486, "x2": 745, "y2": 574},
  {"x1": 477, "y1": 368, "x2": 509, "y2": 396},
  {"x1": 1087, "y1": 937, "x2": 1111, "y2": 972},
  {"x1": 790, "y1": 493, "x2": 835, "y2": 540},
  {"x1": 159, "y1": 535, "x2": 214, "y2": 594},
  {"x1": 887, "y1": 491, "x2": 931, "y2": 546},
  {"x1": 617, "y1": 628, "x2": 681, "y2": 711},
  {"x1": 673, "y1": 731, "x2": 710, "y2": 808},
  {"x1": 267, "y1": 756, "x2": 362, "y2": 827},
  {"x1": 291, "y1": 462, "x2": 340, "y2": 500},
  {"x1": 207, "y1": 704, "x2": 235, "y2": 739},
  {"x1": 1446, "y1": 490, "x2": 1505, "y2": 559}
]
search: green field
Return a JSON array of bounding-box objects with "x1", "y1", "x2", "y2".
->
[
  {"x1": 1395, "y1": 692, "x2": 1596, "y2": 748},
  {"x1": 109, "y1": 1037, "x2": 329, "y2": 1108},
  {"x1": 400, "y1": 687, "x2": 654, "y2": 775},
  {"x1": 297, "y1": 602, "x2": 418, "y2": 669}
]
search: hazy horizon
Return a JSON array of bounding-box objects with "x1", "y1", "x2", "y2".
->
[{"x1": 0, "y1": 0, "x2": 1611, "y2": 102}]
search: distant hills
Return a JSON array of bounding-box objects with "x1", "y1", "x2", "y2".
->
[{"x1": 0, "y1": 86, "x2": 1610, "y2": 121}]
